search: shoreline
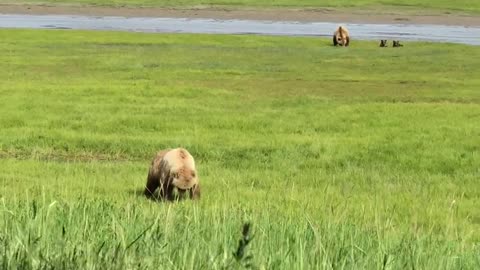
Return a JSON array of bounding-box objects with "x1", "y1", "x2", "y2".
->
[{"x1": 1, "y1": 4, "x2": 480, "y2": 26}]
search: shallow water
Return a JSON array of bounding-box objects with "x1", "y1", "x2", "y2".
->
[{"x1": 0, "y1": 14, "x2": 479, "y2": 45}]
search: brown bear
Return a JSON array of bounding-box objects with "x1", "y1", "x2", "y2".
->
[
  {"x1": 333, "y1": 26, "x2": 350, "y2": 47},
  {"x1": 393, "y1": 40, "x2": 404, "y2": 47},
  {"x1": 144, "y1": 148, "x2": 200, "y2": 201}
]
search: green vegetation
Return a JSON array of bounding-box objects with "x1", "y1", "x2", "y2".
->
[
  {"x1": 3, "y1": 0, "x2": 480, "y2": 14},
  {"x1": 0, "y1": 29, "x2": 479, "y2": 269}
]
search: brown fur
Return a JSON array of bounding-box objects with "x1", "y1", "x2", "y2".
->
[
  {"x1": 144, "y1": 148, "x2": 200, "y2": 201},
  {"x1": 333, "y1": 26, "x2": 350, "y2": 47},
  {"x1": 379, "y1": 40, "x2": 388, "y2": 47},
  {"x1": 393, "y1": 40, "x2": 403, "y2": 47}
]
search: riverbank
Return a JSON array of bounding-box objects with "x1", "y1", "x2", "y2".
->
[{"x1": 1, "y1": 4, "x2": 480, "y2": 26}]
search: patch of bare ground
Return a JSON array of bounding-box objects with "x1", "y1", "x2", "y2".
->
[{"x1": 0, "y1": 150, "x2": 133, "y2": 162}]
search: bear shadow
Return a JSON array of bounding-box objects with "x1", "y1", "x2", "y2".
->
[{"x1": 127, "y1": 187, "x2": 174, "y2": 203}]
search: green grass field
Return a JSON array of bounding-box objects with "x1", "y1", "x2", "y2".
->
[
  {"x1": 0, "y1": 29, "x2": 479, "y2": 269},
  {"x1": 3, "y1": 0, "x2": 480, "y2": 13}
]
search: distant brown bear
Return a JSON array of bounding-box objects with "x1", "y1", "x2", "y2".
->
[
  {"x1": 393, "y1": 40, "x2": 404, "y2": 47},
  {"x1": 144, "y1": 148, "x2": 200, "y2": 201},
  {"x1": 333, "y1": 26, "x2": 350, "y2": 47}
]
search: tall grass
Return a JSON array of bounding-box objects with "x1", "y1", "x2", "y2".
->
[
  {"x1": 0, "y1": 29, "x2": 479, "y2": 269},
  {"x1": 1, "y1": 198, "x2": 479, "y2": 269}
]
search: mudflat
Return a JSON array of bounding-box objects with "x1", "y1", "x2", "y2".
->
[{"x1": 1, "y1": 4, "x2": 480, "y2": 26}]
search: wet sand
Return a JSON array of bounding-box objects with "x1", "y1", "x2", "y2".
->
[{"x1": 1, "y1": 4, "x2": 480, "y2": 26}]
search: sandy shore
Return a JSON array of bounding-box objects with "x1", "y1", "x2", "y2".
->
[{"x1": 1, "y1": 4, "x2": 480, "y2": 26}]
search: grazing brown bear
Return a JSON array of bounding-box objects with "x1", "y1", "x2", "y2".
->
[
  {"x1": 144, "y1": 148, "x2": 200, "y2": 201},
  {"x1": 393, "y1": 40, "x2": 404, "y2": 47},
  {"x1": 333, "y1": 26, "x2": 350, "y2": 47}
]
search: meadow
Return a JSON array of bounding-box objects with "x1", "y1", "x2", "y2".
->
[
  {"x1": 2, "y1": 0, "x2": 480, "y2": 14},
  {"x1": 0, "y1": 29, "x2": 479, "y2": 269}
]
